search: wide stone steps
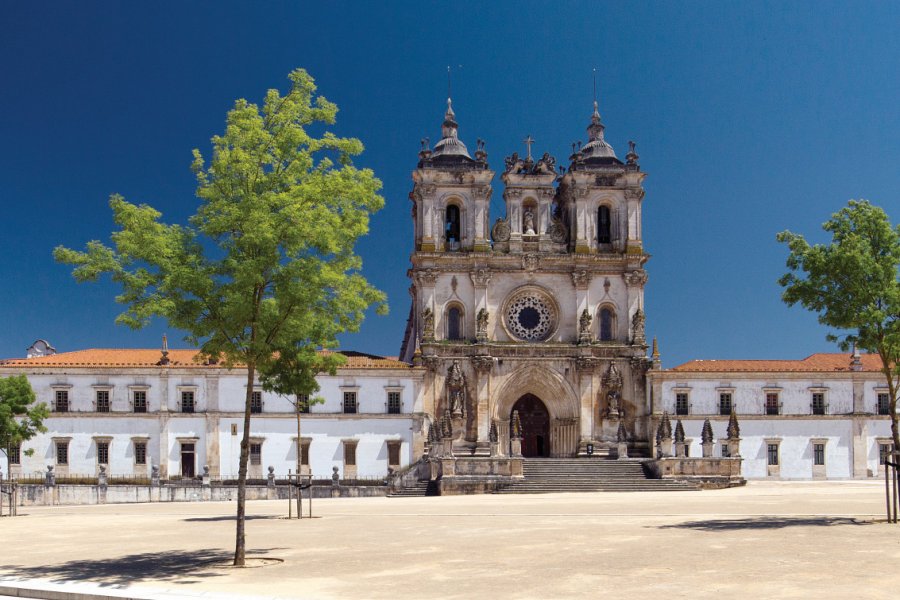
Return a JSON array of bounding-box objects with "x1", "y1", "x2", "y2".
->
[
  {"x1": 495, "y1": 459, "x2": 698, "y2": 494},
  {"x1": 387, "y1": 480, "x2": 431, "y2": 497}
]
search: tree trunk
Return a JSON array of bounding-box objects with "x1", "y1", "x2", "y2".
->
[
  {"x1": 296, "y1": 399, "x2": 302, "y2": 518},
  {"x1": 234, "y1": 361, "x2": 256, "y2": 566}
]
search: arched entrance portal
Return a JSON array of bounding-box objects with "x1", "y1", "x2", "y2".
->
[{"x1": 512, "y1": 394, "x2": 550, "y2": 457}]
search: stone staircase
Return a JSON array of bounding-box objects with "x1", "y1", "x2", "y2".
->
[
  {"x1": 387, "y1": 479, "x2": 434, "y2": 497},
  {"x1": 494, "y1": 458, "x2": 699, "y2": 494}
]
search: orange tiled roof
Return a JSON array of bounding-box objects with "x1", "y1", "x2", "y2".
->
[
  {"x1": 0, "y1": 348, "x2": 412, "y2": 370},
  {"x1": 671, "y1": 353, "x2": 884, "y2": 373}
]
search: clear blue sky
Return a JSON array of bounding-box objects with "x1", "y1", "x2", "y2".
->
[{"x1": 2, "y1": 2, "x2": 899, "y2": 367}]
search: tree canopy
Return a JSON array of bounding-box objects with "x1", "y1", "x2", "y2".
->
[
  {"x1": 777, "y1": 199, "x2": 900, "y2": 453},
  {"x1": 0, "y1": 375, "x2": 48, "y2": 467},
  {"x1": 54, "y1": 68, "x2": 386, "y2": 564}
]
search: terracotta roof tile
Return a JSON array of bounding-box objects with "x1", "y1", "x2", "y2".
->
[
  {"x1": 671, "y1": 353, "x2": 884, "y2": 373},
  {"x1": 0, "y1": 348, "x2": 413, "y2": 370}
]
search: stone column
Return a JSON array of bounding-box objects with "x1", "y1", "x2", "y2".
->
[
  {"x1": 205, "y1": 374, "x2": 220, "y2": 478},
  {"x1": 575, "y1": 356, "x2": 598, "y2": 451},
  {"x1": 472, "y1": 355, "x2": 494, "y2": 446},
  {"x1": 158, "y1": 371, "x2": 170, "y2": 479}
]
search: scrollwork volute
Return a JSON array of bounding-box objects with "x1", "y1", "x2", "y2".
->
[
  {"x1": 470, "y1": 268, "x2": 492, "y2": 287},
  {"x1": 417, "y1": 269, "x2": 438, "y2": 286},
  {"x1": 624, "y1": 270, "x2": 648, "y2": 287},
  {"x1": 471, "y1": 355, "x2": 494, "y2": 374}
]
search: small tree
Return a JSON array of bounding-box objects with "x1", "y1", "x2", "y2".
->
[
  {"x1": 54, "y1": 69, "x2": 386, "y2": 565},
  {"x1": 777, "y1": 200, "x2": 900, "y2": 456},
  {"x1": 0, "y1": 375, "x2": 49, "y2": 471}
]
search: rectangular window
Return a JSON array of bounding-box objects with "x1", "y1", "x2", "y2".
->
[
  {"x1": 8, "y1": 443, "x2": 21, "y2": 465},
  {"x1": 300, "y1": 441, "x2": 310, "y2": 466},
  {"x1": 96, "y1": 390, "x2": 110, "y2": 413},
  {"x1": 343, "y1": 441, "x2": 357, "y2": 466},
  {"x1": 297, "y1": 394, "x2": 310, "y2": 414},
  {"x1": 55, "y1": 390, "x2": 69, "y2": 413},
  {"x1": 181, "y1": 391, "x2": 195, "y2": 413},
  {"x1": 97, "y1": 441, "x2": 109, "y2": 465},
  {"x1": 765, "y1": 393, "x2": 780, "y2": 416},
  {"x1": 250, "y1": 391, "x2": 262, "y2": 414},
  {"x1": 813, "y1": 443, "x2": 825, "y2": 466},
  {"x1": 675, "y1": 393, "x2": 689, "y2": 416},
  {"x1": 767, "y1": 443, "x2": 780, "y2": 466},
  {"x1": 133, "y1": 390, "x2": 147, "y2": 413},
  {"x1": 388, "y1": 441, "x2": 401, "y2": 466},
  {"x1": 343, "y1": 391, "x2": 357, "y2": 414},
  {"x1": 811, "y1": 392, "x2": 826, "y2": 415},
  {"x1": 880, "y1": 443, "x2": 893, "y2": 466},
  {"x1": 878, "y1": 393, "x2": 891, "y2": 416},
  {"x1": 56, "y1": 442, "x2": 69, "y2": 465},
  {"x1": 134, "y1": 442, "x2": 147, "y2": 465},
  {"x1": 250, "y1": 443, "x2": 262, "y2": 466},
  {"x1": 388, "y1": 391, "x2": 401, "y2": 414},
  {"x1": 719, "y1": 393, "x2": 733, "y2": 416}
]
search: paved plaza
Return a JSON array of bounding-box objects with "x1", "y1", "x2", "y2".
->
[{"x1": 0, "y1": 481, "x2": 897, "y2": 599}]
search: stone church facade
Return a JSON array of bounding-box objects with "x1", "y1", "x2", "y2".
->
[{"x1": 399, "y1": 98, "x2": 655, "y2": 460}]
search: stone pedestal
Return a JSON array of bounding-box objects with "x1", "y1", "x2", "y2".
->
[
  {"x1": 675, "y1": 443, "x2": 686, "y2": 458},
  {"x1": 659, "y1": 438, "x2": 673, "y2": 458},
  {"x1": 617, "y1": 442, "x2": 629, "y2": 459},
  {"x1": 727, "y1": 438, "x2": 741, "y2": 458},
  {"x1": 510, "y1": 438, "x2": 522, "y2": 457},
  {"x1": 490, "y1": 441, "x2": 500, "y2": 457},
  {"x1": 702, "y1": 442, "x2": 714, "y2": 458}
]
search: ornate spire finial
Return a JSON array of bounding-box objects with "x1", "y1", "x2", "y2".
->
[
  {"x1": 158, "y1": 334, "x2": 170, "y2": 366},
  {"x1": 674, "y1": 419, "x2": 685, "y2": 443},
  {"x1": 727, "y1": 407, "x2": 740, "y2": 439},
  {"x1": 850, "y1": 343, "x2": 862, "y2": 371},
  {"x1": 651, "y1": 336, "x2": 660, "y2": 359},
  {"x1": 701, "y1": 418, "x2": 714, "y2": 444}
]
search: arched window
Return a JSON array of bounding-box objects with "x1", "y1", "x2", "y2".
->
[
  {"x1": 599, "y1": 307, "x2": 614, "y2": 341},
  {"x1": 445, "y1": 205, "x2": 461, "y2": 244},
  {"x1": 447, "y1": 306, "x2": 462, "y2": 340},
  {"x1": 598, "y1": 206, "x2": 612, "y2": 244}
]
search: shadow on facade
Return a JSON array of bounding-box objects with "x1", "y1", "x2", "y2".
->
[
  {"x1": 2, "y1": 548, "x2": 283, "y2": 587},
  {"x1": 657, "y1": 517, "x2": 870, "y2": 531}
]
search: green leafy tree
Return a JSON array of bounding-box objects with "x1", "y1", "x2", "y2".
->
[
  {"x1": 54, "y1": 69, "x2": 386, "y2": 565},
  {"x1": 0, "y1": 375, "x2": 49, "y2": 469},
  {"x1": 777, "y1": 200, "x2": 900, "y2": 456}
]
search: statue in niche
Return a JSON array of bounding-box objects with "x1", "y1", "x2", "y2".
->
[
  {"x1": 476, "y1": 308, "x2": 489, "y2": 337},
  {"x1": 523, "y1": 208, "x2": 536, "y2": 235},
  {"x1": 422, "y1": 307, "x2": 435, "y2": 341},
  {"x1": 602, "y1": 362, "x2": 624, "y2": 418},
  {"x1": 446, "y1": 360, "x2": 467, "y2": 418},
  {"x1": 631, "y1": 308, "x2": 646, "y2": 345},
  {"x1": 579, "y1": 308, "x2": 592, "y2": 337}
]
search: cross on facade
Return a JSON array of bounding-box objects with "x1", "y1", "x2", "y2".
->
[{"x1": 523, "y1": 135, "x2": 534, "y2": 161}]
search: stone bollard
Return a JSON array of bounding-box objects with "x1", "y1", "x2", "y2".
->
[
  {"x1": 150, "y1": 464, "x2": 160, "y2": 502},
  {"x1": 45, "y1": 465, "x2": 56, "y2": 506},
  {"x1": 202, "y1": 465, "x2": 212, "y2": 501},
  {"x1": 45, "y1": 465, "x2": 55, "y2": 487},
  {"x1": 331, "y1": 466, "x2": 341, "y2": 498},
  {"x1": 267, "y1": 466, "x2": 276, "y2": 500},
  {"x1": 202, "y1": 465, "x2": 211, "y2": 486}
]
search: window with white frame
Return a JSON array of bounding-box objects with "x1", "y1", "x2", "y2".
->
[
  {"x1": 880, "y1": 443, "x2": 893, "y2": 465},
  {"x1": 878, "y1": 393, "x2": 891, "y2": 416},
  {"x1": 675, "y1": 392, "x2": 689, "y2": 416},
  {"x1": 299, "y1": 439, "x2": 310, "y2": 466},
  {"x1": 250, "y1": 391, "x2": 262, "y2": 414},
  {"x1": 181, "y1": 391, "x2": 195, "y2": 413},
  {"x1": 96, "y1": 390, "x2": 110, "y2": 413},
  {"x1": 387, "y1": 391, "x2": 401, "y2": 414},
  {"x1": 719, "y1": 392, "x2": 733, "y2": 416},
  {"x1": 813, "y1": 443, "x2": 825, "y2": 466},
  {"x1": 767, "y1": 442, "x2": 780, "y2": 466},
  {"x1": 765, "y1": 392, "x2": 780, "y2": 416},
  {"x1": 387, "y1": 440, "x2": 401, "y2": 467},
  {"x1": 134, "y1": 441, "x2": 147, "y2": 465},
  {"x1": 343, "y1": 440, "x2": 358, "y2": 467},
  {"x1": 55, "y1": 390, "x2": 69, "y2": 412},
  {"x1": 297, "y1": 393, "x2": 310, "y2": 414},
  {"x1": 8, "y1": 443, "x2": 21, "y2": 465},
  {"x1": 133, "y1": 390, "x2": 147, "y2": 413},
  {"x1": 250, "y1": 442, "x2": 262, "y2": 466},
  {"x1": 343, "y1": 391, "x2": 358, "y2": 414},
  {"x1": 55, "y1": 440, "x2": 70, "y2": 465},
  {"x1": 96, "y1": 441, "x2": 110, "y2": 465},
  {"x1": 811, "y1": 391, "x2": 827, "y2": 415}
]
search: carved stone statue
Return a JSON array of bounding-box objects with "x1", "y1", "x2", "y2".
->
[
  {"x1": 631, "y1": 308, "x2": 646, "y2": 345},
  {"x1": 602, "y1": 362, "x2": 624, "y2": 418},
  {"x1": 523, "y1": 208, "x2": 536, "y2": 235},
  {"x1": 579, "y1": 308, "x2": 592, "y2": 343},
  {"x1": 446, "y1": 360, "x2": 467, "y2": 418},
  {"x1": 534, "y1": 152, "x2": 556, "y2": 174},
  {"x1": 548, "y1": 216, "x2": 567, "y2": 244},
  {"x1": 504, "y1": 152, "x2": 524, "y2": 174},
  {"x1": 422, "y1": 307, "x2": 435, "y2": 341},
  {"x1": 476, "y1": 308, "x2": 489, "y2": 342},
  {"x1": 492, "y1": 217, "x2": 511, "y2": 242},
  {"x1": 489, "y1": 421, "x2": 499, "y2": 443},
  {"x1": 510, "y1": 410, "x2": 523, "y2": 439}
]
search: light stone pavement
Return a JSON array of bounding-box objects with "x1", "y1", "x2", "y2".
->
[{"x1": 0, "y1": 481, "x2": 897, "y2": 599}]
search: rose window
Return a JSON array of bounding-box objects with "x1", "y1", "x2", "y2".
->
[{"x1": 505, "y1": 291, "x2": 556, "y2": 341}]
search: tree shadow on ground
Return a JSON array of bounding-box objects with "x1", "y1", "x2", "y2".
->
[
  {"x1": 1, "y1": 548, "x2": 283, "y2": 587},
  {"x1": 182, "y1": 514, "x2": 280, "y2": 522},
  {"x1": 658, "y1": 516, "x2": 871, "y2": 531}
]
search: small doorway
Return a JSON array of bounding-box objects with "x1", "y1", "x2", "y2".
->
[
  {"x1": 512, "y1": 394, "x2": 550, "y2": 457},
  {"x1": 180, "y1": 443, "x2": 196, "y2": 478}
]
